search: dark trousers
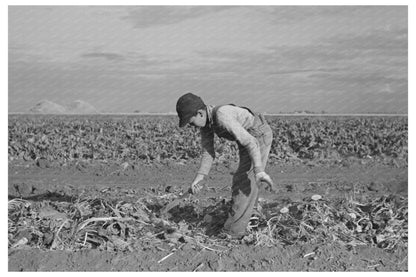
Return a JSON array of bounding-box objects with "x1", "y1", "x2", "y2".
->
[{"x1": 223, "y1": 114, "x2": 273, "y2": 237}]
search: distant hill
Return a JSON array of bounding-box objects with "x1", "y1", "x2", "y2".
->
[
  {"x1": 29, "y1": 100, "x2": 67, "y2": 114},
  {"x1": 29, "y1": 100, "x2": 99, "y2": 114},
  {"x1": 67, "y1": 100, "x2": 98, "y2": 114}
]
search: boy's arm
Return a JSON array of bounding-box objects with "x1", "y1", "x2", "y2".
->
[
  {"x1": 197, "y1": 126, "x2": 215, "y2": 175},
  {"x1": 190, "y1": 126, "x2": 215, "y2": 193}
]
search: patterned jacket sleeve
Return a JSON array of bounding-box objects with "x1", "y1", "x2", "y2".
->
[{"x1": 197, "y1": 126, "x2": 215, "y2": 176}]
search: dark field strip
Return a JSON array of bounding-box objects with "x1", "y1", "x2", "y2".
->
[{"x1": 8, "y1": 114, "x2": 407, "y2": 166}]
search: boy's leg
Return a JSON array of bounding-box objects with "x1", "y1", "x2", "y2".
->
[
  {"x1": 223, "y1": 117, "x2": 273, "y2": 237},
  {"x1": 253, "y1": 124, "x2": 273, "y2": 213},
  {"x1": 223, "y1": 144, "x2": 258, "y2": 237}
]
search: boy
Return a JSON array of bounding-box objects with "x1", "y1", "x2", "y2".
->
[{"x1": 176, "y1": 93, "x2": 277, "y2": 239}]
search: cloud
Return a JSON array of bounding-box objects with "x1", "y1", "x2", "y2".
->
[
  {"x1": 73, "y1": 24, "x2": 407, "y2": 99},
  {"x1": 195, "y1": 48, "x2": 347, "y2": 78},
  {"x1": 326, "y1": 28, "x2": 407, "y2": 53},
  {"x1": 264, "y1": 28, "x2": 407, "y2": 67},
  {"x1": 78, "y1": 52, "x2": 178, "y2": 75},
  {"x1": 122, "y1": 6, "x2": 234, "y2": 28},
  {"x1": 81, "y1": 52, "x2": 125, "y2": 61},
  {"x1": 256, "y1": 6, "x2": 369, "y2": 24},
  {"x1": 313, "y1": 73, "x2": 407, "y2": 85},
  {"x1": 266, "y1": 67, "x2": 345, "y2": 76}
]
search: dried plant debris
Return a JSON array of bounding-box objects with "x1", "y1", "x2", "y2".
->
[
  {"x1": 249, "y1": 194, "x2": 407, "y2": 251},
  {"x1": 8, "y1": 189, "x2": 407, "y2": 253}
]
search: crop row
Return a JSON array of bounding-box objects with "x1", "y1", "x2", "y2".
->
[{"x1": 8, "y1": 115, "x2": 408, "y2": 165}]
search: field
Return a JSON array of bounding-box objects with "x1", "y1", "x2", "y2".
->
[{"x1": 8, "y1": 114, "x2": 408, "y2": 271}]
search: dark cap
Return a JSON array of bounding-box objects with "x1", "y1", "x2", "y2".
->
[{"x1": 176, "y1": 93, "x2": 205, "y2": 127}]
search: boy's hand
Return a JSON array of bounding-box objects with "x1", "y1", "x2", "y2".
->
[
  {"x1": 190, "y1": 174, "x2": 205, "y2": 194},
  {"x1": 255, "y1": 171, "x2": 278, "y2": 193}
]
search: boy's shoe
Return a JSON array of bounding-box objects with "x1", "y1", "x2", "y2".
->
[{"x1": 218, "y1": 230, "x2": 246, "y2": 240}]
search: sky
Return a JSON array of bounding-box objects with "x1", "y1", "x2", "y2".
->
[{"x1": 8, "y1": 5, "x2": 408, "y2": 114}]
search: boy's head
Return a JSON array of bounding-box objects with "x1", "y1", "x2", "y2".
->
[{"x1": 176, "y1": 93, "x2": 206, "y2": 127}]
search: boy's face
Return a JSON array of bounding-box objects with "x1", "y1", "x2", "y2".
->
[{"x1": 188, "y1": 109, "x2": 206, "y2": 128}]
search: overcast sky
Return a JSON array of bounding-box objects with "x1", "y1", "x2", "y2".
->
[{"x1": 8, "y1": 5, "x2": 407, "y2": 113}]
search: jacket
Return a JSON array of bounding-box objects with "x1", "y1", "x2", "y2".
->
[{"x1": 197, "y1": 104, "x2": 265, "y2": 176}]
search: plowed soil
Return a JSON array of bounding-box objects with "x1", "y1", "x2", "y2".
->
[{"x1": 8, "y1": 159, "x2": 408, "y2": 271}]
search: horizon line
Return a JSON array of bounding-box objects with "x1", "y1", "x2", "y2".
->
[{"x1": 8, "y1": 112, "x2": 408, "y2": 117}]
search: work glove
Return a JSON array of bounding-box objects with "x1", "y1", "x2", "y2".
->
[{"x1": 255, "y1": 171, "x2": 278, "y2": 193}]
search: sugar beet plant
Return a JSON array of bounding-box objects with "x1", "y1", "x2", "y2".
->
[{"x1": 8, "y1": 115, "x2": 407, "y2": 166}]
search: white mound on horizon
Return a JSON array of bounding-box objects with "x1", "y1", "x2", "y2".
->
[
  {"x1": 67, "y1": 100, "x2": 99, "y2": 114},
  {"x1": 29, "y1": 100, "x2": 99, "y2": 114},
  {"x1": 29, "y1": 100, "x2": 67, "y2": 114}
]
